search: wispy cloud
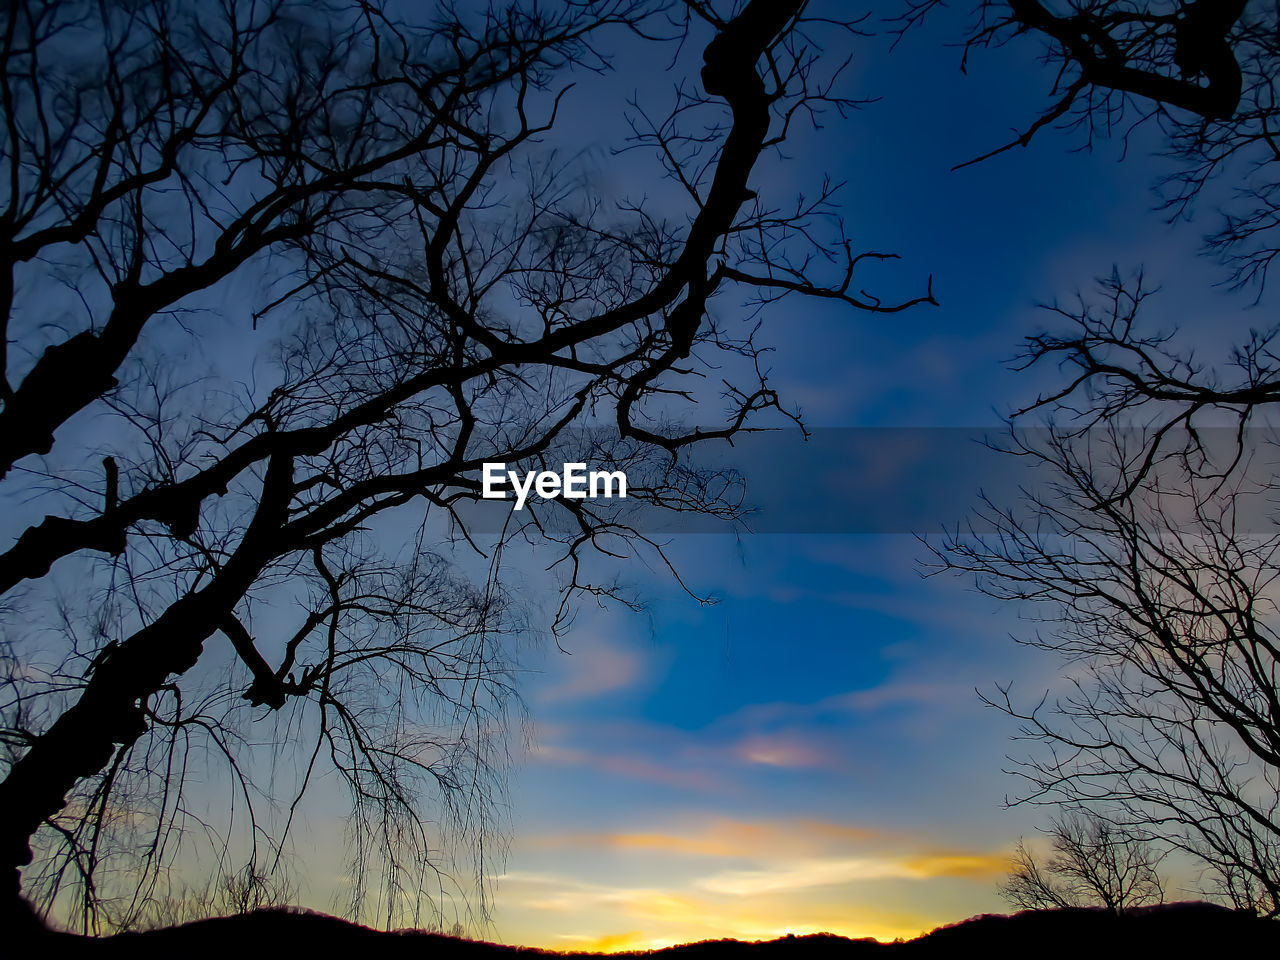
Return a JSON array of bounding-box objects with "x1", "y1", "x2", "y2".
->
[
  {"x1": 732, "y1": 733, "x2": 840, "y2": 769},
  {"x1": 696, "y1": 851, "x2": 1008, "y2": 896},
  {"x1": 723, "y1": 678, "x2": 973, "y2": 732},
  {"x1": 535, "y1": 639, "x2": 646, "y2": 705},
  {"x1": 528, "y1": 739, "x2": 725, "y2": 791},
  {"x1": 528, "y1": 817, "x2": 880, "y2": 860},
  {"x1": 520, "y1": 817, "x2": 1009, "y2": 888},
  {"x1": 526, "y1": 673, "x2": 973, "y2": 791}
]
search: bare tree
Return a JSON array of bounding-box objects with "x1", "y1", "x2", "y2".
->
[
  {"x1": 119, "y1": 861, "x2": 298, "y2": 932},
  {"x1": 1003, "y1": 838, "x2": 1075, "y2": 911},
  {"x1": 929, "y1": 277, "x2": 1280, "y2": 917},
  {"x1": 0, "y1": 0, "x2": 933, "y2": 936},
  {"x1": 1000, "y1": 811, "x2": 1164, "y2": 914},
  {"x1": 890, "y1": 1, "x2": 1280, "y2": 920}
]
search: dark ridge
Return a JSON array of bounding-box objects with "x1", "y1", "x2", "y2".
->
[{"x1": 9, "y1": 901, "x2": 1277, "y2": 959}]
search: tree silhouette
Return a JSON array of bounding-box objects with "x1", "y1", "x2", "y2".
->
[
  {"x1": 1000, "y1": 811, "x2": 1164, "y2": 915},
  {"x1": 934, "y1": 276, "x2": 1280, "y2": 917},
  {"x1": 0, "y1": 0, "x2": 932, "y2": 934},
  {"x1": 904, "y1": 1, "x2": 1280, "y2": 919}
]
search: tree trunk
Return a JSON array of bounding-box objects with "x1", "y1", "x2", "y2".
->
[
  {"x1": 0, "y1": 455, "x2": 293, "y2": 922},
  {"x1": 0, "y1": 583, "x2": 238, "y2": 923}
]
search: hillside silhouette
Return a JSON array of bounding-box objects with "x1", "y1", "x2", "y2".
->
[{"x1": 14, "y1": 901, "x2": 1277, "y2": 958}]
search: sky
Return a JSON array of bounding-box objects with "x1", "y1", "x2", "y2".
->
[
  {"x1": 462, "y1": 5, "x2": 1267, "y2": 951},
  {"x1": 7, "y1": 0, "x2": 1272, "y2": 948}
]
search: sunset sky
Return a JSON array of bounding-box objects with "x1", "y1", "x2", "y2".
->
[
  {"x1": 9, "y1": 1, "x2": 1269, "y2": 948},
  {"x1": 464, "y1": 8, "x2": 1251, "y2": 950}
]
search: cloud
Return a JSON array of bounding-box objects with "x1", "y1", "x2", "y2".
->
[
  {"x1": 697, "y1": 858, "x2": 901, "y2": 895},
  {"x1": 696, "y1": 851, "x2": 1008, "y2": 896},
  {"x1": 495, "y1": 872, "x2": 706, "y2": 919},
  {"x1": 527, "y1": 739, "x2": 725, "y2": 791},
  {"x1": 535, "y1": 638, "x2": 646, "y2": 705},
  {"x1": 528, "y1": 710, "x2": 847, "y2": 793},
  {"x1": 530, "y1": 818, "x2": 877, "y2": 859},
  {"x1": 732, "y1": 733, "x2": 840, "y2": 769},
  {"x1": 522, "y1": 818, "x2": 1002, "y2": 874},
  {"x1": 524, "y1": 669, "x2": 993, "y2": 797},
  {"x1": 514, "y1": 817, "x2": 1009, "y2": 911},
  {"x1": 706, "y1": 678, "x2": 975, "y2": 754},
  {"x1": 829, "y1": 680, "x2": 965, "y2": 713},
  {"x1": 900, "y1": 852, "x2": 1013, "y2": 878},
  {"x1": 601, "y1": 833, "x2": 745, "y2": 857}
]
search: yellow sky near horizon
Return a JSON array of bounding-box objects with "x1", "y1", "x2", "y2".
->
[{"x1": 488, "y1": 815, "x2": 1014, "y2": 951}]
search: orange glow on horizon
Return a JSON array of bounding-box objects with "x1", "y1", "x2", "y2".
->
[{"x1": 493, "y1": 819, "x2": 1011, "y2": 953}]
